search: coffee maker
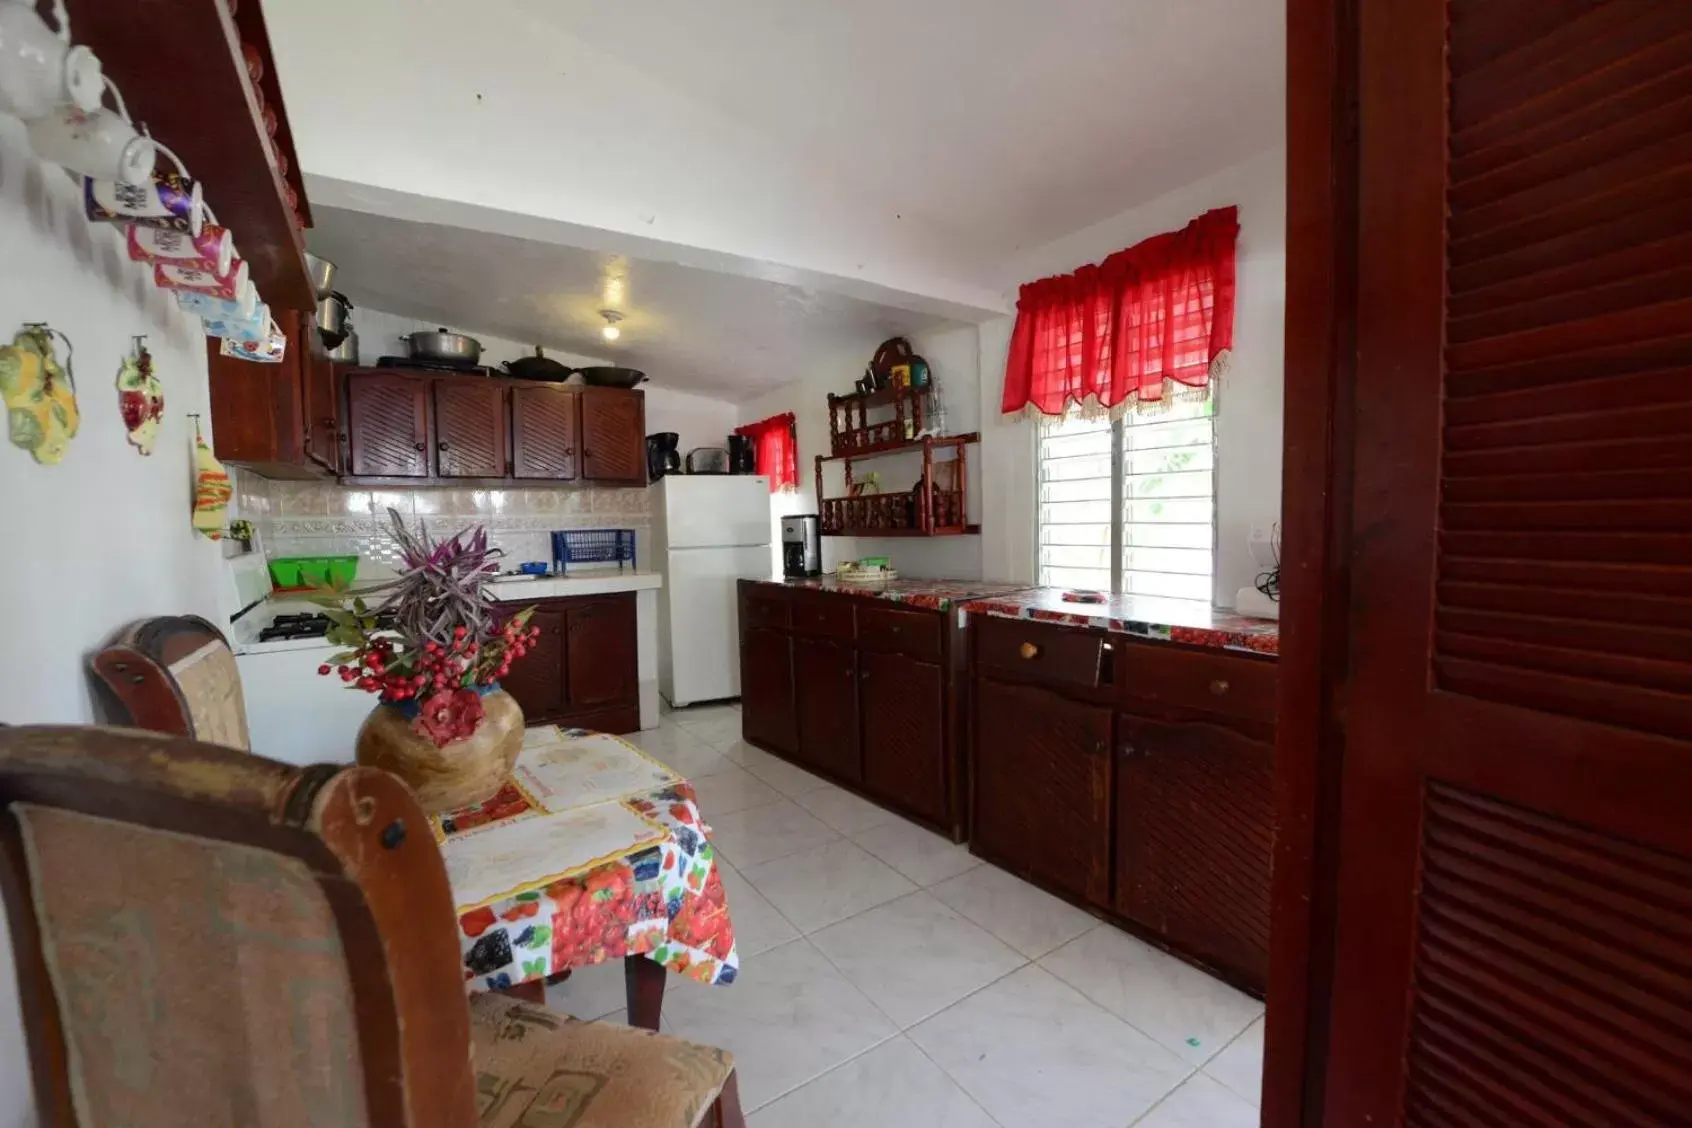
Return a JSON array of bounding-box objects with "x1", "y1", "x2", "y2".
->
[
  {"x1": 646, "y1": 432, "x2": 681, "y2": 481},
  {"x1": 781, "y1": 515, "x2": 821, "y2": 578},
  {"x1": 727, "y1": 434, "x2": 756, "y2": 474}
]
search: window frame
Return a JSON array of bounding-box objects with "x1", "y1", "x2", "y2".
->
[{"x1": 1033, "y1": 386, "x2": 1220, "y2": 603}]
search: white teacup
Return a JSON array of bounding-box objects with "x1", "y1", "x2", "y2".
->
[
  {"x1": 178, "y1": 279, "x2": 258, "y2": 321},
  {"x1": 203, "y1": 302, "x2": 271, "y2": 343},
  {"x1": 0, "y1": 1, "x2": 102, "y2": 120},
  {"x1": 28, "y1": 104, "x2": 155, "y2": 186}
]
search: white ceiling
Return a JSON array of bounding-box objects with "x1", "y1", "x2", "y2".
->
[
  {"x1": 525, "y1": 0, "x2": 1285, "y2": 260},
  {"x1": 308, "y1": 205, "x2": 959, "y2": 400}
]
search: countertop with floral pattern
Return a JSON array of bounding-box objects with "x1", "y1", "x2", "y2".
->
[
  {"x1": 753, "y1": 575, "x2": 1037, "y2": 613},
  {"x1": 958, "y1": 587, "x2": 1279, "y2": 656}
]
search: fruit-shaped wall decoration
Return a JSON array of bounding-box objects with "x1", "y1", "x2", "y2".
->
[
  {"x1": 117, "y1": 340, "x2": 165, "y2": 455},
  {"x1": 0, "y1": 324, "x2": 79, "y2": 465}
]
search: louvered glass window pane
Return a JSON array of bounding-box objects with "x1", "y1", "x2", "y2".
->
[{"x1": 1037, "y1": 411, "x2": 1113, "y2": 589}]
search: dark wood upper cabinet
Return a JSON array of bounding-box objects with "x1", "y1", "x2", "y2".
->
[
  {"x1": 741, "y1": 626, "x2": 798, "y2": 755},
  {"x1": 794, "y1": 637, "x2": 861, "y2": 783},
  {"x1": 499, "y1": 605, "x2": 566, "y2": 721},
  {"x1": 344, "y1": 373, "x2": 431, "y2": 478},
  {"x1": 579, "y1": 387, "x2": 646, "y2": 483},
  {"x1": 566, "y1": 597, "x2": 638, "y2": 710},
  {"x1": 207, "y1": 308, "x2": 323, "y2": 480},
  {"x1": 511, "y1": 386, "x2": 580, "y2": 480},
  {"x1": 973, "y1": 677, "x2": 1111, "y2": 908},
  {"x1": 1115, "y1": 714, "x2": 1273, "y2": 987},
  {"x1": 433, "y1": 381, "x2": 508, "y2": 478},
  {"x1": 859, "y1": 651, "x2": 947, "y2": 826},
  {"x1": 302, "y1": 350, "x2": 340, "y2": 475}
]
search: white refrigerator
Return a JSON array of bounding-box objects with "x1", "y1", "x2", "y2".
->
[{"x1": 652, "y1": 475, "x2": 773, "y2": 707}]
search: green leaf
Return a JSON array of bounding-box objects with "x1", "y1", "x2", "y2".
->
[
  {"x1": 353, "y1": 596, "x2": 368, "y2": 615},
  {"x1": 328, "y1": 650, "x2": 360, "y2": 665},
  {"x1": 522, "y1": 958, "x2": 547, "y2": 978},
  {"x1": 515, "y1": 891, "x2": 541, "y2": 902},
  {"x1": 528, "y1": 926, "x2": 552, "y2": 948},
  {"x1": 651, "y1": 946, "x2": 671, "y2": 965}
]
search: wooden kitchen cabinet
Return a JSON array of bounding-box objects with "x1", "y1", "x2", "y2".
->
[
  {"x1": 433, "y1": 380, "x2": 508, "y2": 478},
  {"x1": 579, "y1": 386, "x2": 646, "y2": 483},
  {"x1": 498, "y1": 593, "x2": 639, "y2": 734},
  {"x1": 208, "y1": 308, "x2": 333, "y2": 480},
  {"x1": 498, "y1": 604, "x2": 567, "y2": 720},
  {"x1": 973, "y1": 678, "x2": 1113, "y2": 907},
  {"x1": 302, "y1": 351, "x2": 341, "y2": 474},
  {"x1": 740, "y1": 626, "x2": 797, "y2": 755},
  {"x1": 511, "y1": 385, "x2": 580, "y2": 480},
  {"x1": 1115, "y1": 714, "x2": 1274, "y2": 987},
  {"x1": 345, "y1": 372, "x2": 431, "y2": 478},
  {"x1": 859, "y1": 650, "x2": 947, "y2": 826},
  {"x1": 794, "y1": 636, "x2": 861, "y2": 783}
]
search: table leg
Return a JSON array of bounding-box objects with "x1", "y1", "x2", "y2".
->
[{"x1": 625, "y1": 953, "x2": 666, "y2": 1031}]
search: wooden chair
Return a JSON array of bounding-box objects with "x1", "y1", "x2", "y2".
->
[
  {"x1": 0, "y1": 725, "x2": 746, "y2": 1128},
  {"x1": 89, "y1": 616, "x2": 252, "y2": 751}
]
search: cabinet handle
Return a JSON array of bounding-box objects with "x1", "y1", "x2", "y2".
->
[
  {"x1": 413, "y1": 441, "x2": 425, "y2": 452},
  {"x1": 1019, "y1": 641, "x2": 1040, "y2": 660},
  {"x1": 438, "y1": 440, "x2": 449, "y2": 452},
  {"x1": 564, "y1": 447, "x2": 575, "y2": 456},
  {"x1": 582, "y1": 449, "x2": 593, "y2": 458},
  {"x1": 1209, "y1": 679, "x2": 1230, "y2": 696},
  {"x1": 1121, "y1": 742, "x2": 1136, "y2": 758}
]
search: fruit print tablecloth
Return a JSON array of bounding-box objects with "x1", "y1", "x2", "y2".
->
[{"x1": 451, "y1": 731, "x2": 738, "y2": 993}]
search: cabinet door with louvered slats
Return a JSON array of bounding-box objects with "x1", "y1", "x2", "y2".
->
[{"x1": 1318, "y1": 2, "x2": 1692, "y2": 1123}]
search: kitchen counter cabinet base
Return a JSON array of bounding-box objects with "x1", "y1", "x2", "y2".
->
[{"x1": 499, "y1": 594, "x2": 639, "y2": 735}]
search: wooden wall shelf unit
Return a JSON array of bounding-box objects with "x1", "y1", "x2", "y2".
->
[
  {"x1": 827, "y1": 384, "x2": 934, "y2": 456},
  {"x1": 65, "y1": 0, "x2": 315, "y2": 311},
  {"x1": 815, "y1": 433, "x2": 980, "y2": 538}
]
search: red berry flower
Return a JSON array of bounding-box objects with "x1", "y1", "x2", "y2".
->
[{"x1": 412, "y1": 687, "x2": 487, "y2": 747}]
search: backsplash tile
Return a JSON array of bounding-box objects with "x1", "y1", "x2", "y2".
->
[{"x1": 236, "y1": 478, "x2": 652, "y2": 573}]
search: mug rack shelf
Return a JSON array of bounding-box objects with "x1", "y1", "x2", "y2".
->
[{"x1": 814, "y1": 433, "x2": 981, "y2": 538}]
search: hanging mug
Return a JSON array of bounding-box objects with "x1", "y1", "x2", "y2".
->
[
  {"x1": 155, "y1": 257, "x2": 248, "y2": 301},
  {"x1": 85, "y1": 167, "x2": 204, "y2": 234},
  {"x1": 0, "y1": 1, "x2": 103, "y2": 120},
  {"x1": 28, "y1": 104, "x2": 155, "y2": 187},
  {"x1": 126, "y1": 223, "x2": 234, "y2": 276},
  {"x1": 176, "y1": 279, "x2": 257, "y2": 320},
  {"x1": 202, "y1": 302, "x2": 270, "y2": 343}
]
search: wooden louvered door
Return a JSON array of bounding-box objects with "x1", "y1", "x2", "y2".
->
[
  {"x1": 432, "y1": 380, "x2": 507, "y2": 478},
  {"x1": 1317, "y1": 2, "x2": 1692, "y2": 1122},
  {"x1": 578, "y1": 388, "x2": 646, "y2": 483},
  {"x1": 511, "y1": 386, "x2": 579, "y2": 480},
  {"x1": 344, "y1": 373, "x2": 430, "y2": 478}
]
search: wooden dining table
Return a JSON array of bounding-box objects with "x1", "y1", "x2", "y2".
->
[{"x1": 436, "y1": 726, "x2": 739, "y2": 1030}]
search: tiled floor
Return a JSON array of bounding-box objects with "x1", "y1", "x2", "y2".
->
[{"x1": 547, "y1": 704, "x2": 1265, "y2": 1128}]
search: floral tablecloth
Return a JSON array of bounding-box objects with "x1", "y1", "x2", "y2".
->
[{"x1": 451, "y1": 731, "x2": 738, "y2": 993}]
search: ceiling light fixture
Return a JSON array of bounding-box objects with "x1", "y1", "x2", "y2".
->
[{"x1": 599, "y1": 309, "x2": 623, "y2": 342}]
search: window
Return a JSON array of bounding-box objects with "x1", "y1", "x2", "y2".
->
[{"x1": 1036, "y1": 395, "x2": 1216, "y2": 601}]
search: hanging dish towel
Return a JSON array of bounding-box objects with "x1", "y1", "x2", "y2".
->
[
  {"x1": 191, "y1": 431, "x2": 231, "y2": 539},
  {"x1": 0, "y1": 324, "x2": 79, "y2": 465}
]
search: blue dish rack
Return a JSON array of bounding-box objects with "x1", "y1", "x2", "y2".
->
[{"x1": 551, "y1": 529, "x2": 637, "y2": 574}]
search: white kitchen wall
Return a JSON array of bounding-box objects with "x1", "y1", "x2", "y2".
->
[
  {"x1": 351, "y1": 306, "x2": 741, "y2": 453},
  {"x1": 983, "y1": 146, "x2": 1288, "y2": 604},
  {"x1": 0, "y1": 120, "x2": 228, "y2": 1128},
  {"x1": 734, "y1": 324, "x2": 986, "y2": 581}
]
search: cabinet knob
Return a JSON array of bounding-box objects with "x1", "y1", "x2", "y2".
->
[
  {"x1": 564, "y1": 447, "x2": 575, "y2": 456},
  {"x1": 1209, "y1": 679, "x2": 1230, "y2": 696},
  {"x1": 1019, "y1": 641, "x2": 1040, "y2": 660},
  {"x1": 1121, "y1": 742, "x2": 1136, "y2": 758},
  {"x1": 413, "y1": 441, "x2": 425, "y2": 452},
  {"x1": 582, "y1": 449, "x2": 593, "y2": 458},
  {"x1": 438, "y1": 440, "x2": 449, "y2": 451}
]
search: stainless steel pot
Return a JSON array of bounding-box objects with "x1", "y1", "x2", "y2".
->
[
  {"x1": 400, "y1": 327, "x2": 482, "y2": 364},
  {"x1": 327, "y1": 330, "x2": 358, "y2": 362},
  {"x1": 304, "y1": 252, "x2": 337, "y2": 300},
  {"x1": 316, "y1": 290, "x2": 350, "y2": 344}
]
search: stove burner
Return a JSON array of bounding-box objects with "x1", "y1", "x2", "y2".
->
[
  {"x1": 375, "y1": 355, "x2": 496, "y2": 377},
  {"x1": 257, "y1": 610, "x2": 397, "y2": 643}
]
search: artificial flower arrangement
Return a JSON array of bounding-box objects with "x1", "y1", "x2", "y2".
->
[{"x1": 315, "y1": 508, "x2": 540, "y2": 747}]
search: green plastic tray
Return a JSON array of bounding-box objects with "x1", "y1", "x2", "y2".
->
[{"x1": 269, "y1": 555, "x2": 358, "y2": 590}]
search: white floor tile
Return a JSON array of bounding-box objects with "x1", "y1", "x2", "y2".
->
[
  {"x1": 543, "y1": 958, "x2": 626, "y2": 1023},
  {"x1": 707, "y1": 800, "x2": 839, "y2": 869},
  {"x1": 715, "y1": 858, "x2": 801, "y2": 959},
  {"x1": 688, "y1": 764, "x2": 783, "y2": 817},
  {"x1": 680, "y1": 716, "x2": 746, "y2": 749},
  {"x1": 928, "y1": 863, "x2": 1099, "y2": 959},
  {"x1": 853, "y1": 819, "x2": 981, "y2": 887},
  {"x1": 735, "y1": 746, "x2": 832, "y2": 796},
  {"x1": 1135, "y1": 1073, "x2": 1258, "y2": 1128},
  {"x1": 712, "y1": 737, "x2": 762, "y2": 766},
  {"x1": 1203, "y1": 1015, "x2": 1265, "y2": 1107},
  {"x1": 810, "y1": 891, "x2": 1025, "y2": 1029},
  {"x1": 670, "y1": 703, "x2": 741, "y2": 730},
  {"x1": 1040, "y1": 925, "x2": 1262, "y2": 1065},
  {"x1": 741, "y1": 839, "x2": 917, "y2": 934},
  {"x1": 747, "y1": 1036, "x2": 997, "y2": 1128},
  {"x1": 910, "y1": 966, "x2": 1190, "y2": 1128},
  {"x1": 624, "y1": 725, "x2": 736, "y2": 780},
  {"x1": 663, "y1": 938, "x2": 897, "y2": 1113},
  {"x1": 793, "y1": 783, "x2": 900, "y2": 835}
]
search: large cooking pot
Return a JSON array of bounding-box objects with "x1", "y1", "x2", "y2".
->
[
  {"x1": 577, "y1": 366, "x2": 647, "y2": 388},
  {"x1": 503, "y1": 346, "x2": 574, "y2": 382},
  {"x1": 316, "y1": 290, "x2": 351, "y2": 348},
  {"x1": 304, "y1": 252, "x2": 337, "y2": 300},
  {"x1": 400, "y1": 327, "x2": 482, "y2": 364}
]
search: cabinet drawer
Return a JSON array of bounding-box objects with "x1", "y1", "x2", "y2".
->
[
  {"x1": 975, "y1": 616, "x2": 1106, "y2": 691},
  {"x1": 791, "y1": 595, "x2": 855, "y2": 640},
  {"x1": 1118, "y1": 642, "x2": 1277, "y2": 724},
  {"x1": 742, "y1": 589, "x2": 791, "y2": 631},
  {"x1": 858, "y1": 604, "x2": 941, "y2": 661}
]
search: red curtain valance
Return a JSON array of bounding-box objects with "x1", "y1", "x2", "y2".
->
[
  {"x1": 1002, "y1": 206, "x2": 1239, "y2": 419},
  {"x1": 735, "y1": 412, "x2": 798, "y2": 493}
]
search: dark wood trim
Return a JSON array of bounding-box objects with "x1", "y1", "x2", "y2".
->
[
  {"x1": 1267, "y1": 0, "x2": 1358, "y2": 1123},
  {"x1": 623, "y1": 953, "x2": 666, "y2": 1032}
]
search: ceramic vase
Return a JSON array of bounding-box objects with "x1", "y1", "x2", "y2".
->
[{"x1": 354, "y1": 688, "x2": 524, "y2": 814}]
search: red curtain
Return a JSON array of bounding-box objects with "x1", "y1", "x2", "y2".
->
[
  {"x1": 735, "y1": 412, "x2": 798, "y2": 493},
  {"x1": 1001, "y1": 206, "x2": 1239, "y2": 418}
]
